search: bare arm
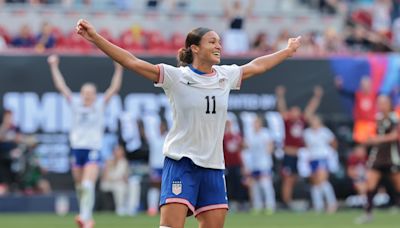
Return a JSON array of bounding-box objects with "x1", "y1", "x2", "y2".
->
[
  {"x1": 241, "y1": 36, "x2": 301, "y2": 80},
  {"x1": 366, "y1": 128, "x2": 398, "y2": 145},
  {"x1": 304, "y1": 86, "x2": 323, "y2": 120},
  {"x1": 104, "y1": 62, "x2": 123, "y2": 104},
  {"x1": 76, "y1": 19, "x2": 159, "y2": 82},
  {"x1": 246, "y1": 0, "x2": 255, "y2": 16},
  {"x1": 47, "y1": 55, "x2": 72, "y2": 100},
  {"x1": 275, "y1": 85, "x2": 288, "y2": 116}
]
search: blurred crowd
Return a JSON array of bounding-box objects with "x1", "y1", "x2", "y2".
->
[{"x1": 0, "y1": 0, "x2": 400, "y2": 54}]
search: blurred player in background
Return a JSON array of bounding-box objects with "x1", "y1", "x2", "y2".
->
[
  {"x1": 347, "y1": 145, "x2": 368, "y2": 206},
  {"x1": 275, "y1": 85, "x2": 323, "y2": 209},
  {"x1": 303, "y1": 115, "x2": 338, "y2": 213},
  {"x1": 223, "y1": 119, "x2": 246, "y2": 211},
  {"x1": 76, "y1": 18, "x2": 300, "y2": 228},
  {"x1": 244, "y1": 115, "x2": 276, "y2": 214},
  {"x1": 356, "y1": 95, "x2": 400, "y2": 224},
  {"x1": 48, "y1": 55, "x2": 123, "y2": 228},
  {"x1": 147, "y1": 120, "x2": 168, "y2": 216},
  {"x1": 335, "y1": 76, "x2": 377, "y2": 144},
  {"x1": 100, "y1": 144, "x2": 129, "y2": 216}
]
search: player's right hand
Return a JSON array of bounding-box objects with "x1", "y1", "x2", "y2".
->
[
  {"x1": 47, "y1": 54, "x2": 59, "y2": 66},
  {"x1": 76, "y1": 19, "x2": 97, "y2": 42}
]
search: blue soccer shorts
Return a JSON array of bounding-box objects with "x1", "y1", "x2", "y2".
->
[
  {"x1": 71, "y1": 148, "x2": 101, "y2": 168},
  {"x1": 159, "y1": 157, "x2": 228, "y2": 216},
  {"x1": 310, "y1": 159, "x2": 328, "y2": 173}
]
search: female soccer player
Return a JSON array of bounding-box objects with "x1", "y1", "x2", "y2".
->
[
  {"x1": 356, "y1": 95, "x2": 400, "y2": 224},
  {"x1": 303, "y1": 115, "x2": 337, "y2": 213},
  {"x1": 47, "y1": 55, "x2": 123, "y2": 228},
  {"x1": 245, "y1": 115, "x2": 276, "y2": 214},
  {"x1": 275, "y1": 85, "x2": 323, "y2": 209},
  {"x1": 76, "y1": 19, "x2": 301, "y2": 228}
]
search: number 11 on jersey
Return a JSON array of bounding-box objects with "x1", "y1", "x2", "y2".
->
[{"x1": 205, "y1": 96, "x2": 216, "y2": 114}]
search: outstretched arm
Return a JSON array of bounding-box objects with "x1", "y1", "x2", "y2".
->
[
  {"x1": 104, "y1": 62, "x2": 123, "y2": 104},
  {"x1": 47, "y1": 55, "x2": 72, "y2": 100},
  {"x1": 241, "y1": 36, "x2": 301, "y2": 80},
  {"x1": 76, "y1": 19, "x2": 159, "y2": 82},
  {"x1": 275, "y1": 85, "x2": 288, "y2": 116},
  {"x1": 304, "y1": 86, "x2": 323, "y2": 120}
]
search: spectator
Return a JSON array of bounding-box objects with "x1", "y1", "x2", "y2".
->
[
  {"x1": 391, "y1": 16, "x2": 400, "y2": 50},
  {"x1": 0, "y1": 110, "x2": 22, "y2": 193},
  {"x1": 222, "y1": 0, "x2": 254, "y2": 54},
  {"x1": 35, "y1": 22, "x2": 56, "y2": 52},
  {"x1": 273, "y1": 29, "x2": 291, "y2": 52},
  {"x1": 11, "y1": 24, "x2": 35, "y2": 48},
  {"x1": 223, "y1": 119, "x2": 246, "y2": 212},
  {"x1": 317, "y1": 0, "x2": 348, "y2": 15},
  {"x1": 100, "y1": 144, "x2": 129, "y2": 216},
  {"x1": 251, "y1": 32, "x2": 273, "y2": 53},
  {"x1": 320, "y1": 27, "x2": 346, "y2": 53},
  {"x1": 297, "y1": 31, "x2": 321, "y2": 55},
  {"x1": 345, "y1": 25, "x2": 372, "y2": 52},
  {"x1": 371, "y1": 0, "x2": 392, "y2": 35},
  {"x1": 147, "y1": 0, "x2": 161, "y2": 9}
]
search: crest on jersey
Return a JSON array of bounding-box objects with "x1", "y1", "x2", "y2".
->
[
  {"x1": 219, "y1": 78, "x2": 226, "y2": 88},
  {"x1": 172, "y1": 180, "x2": 182, "y2": 195}
]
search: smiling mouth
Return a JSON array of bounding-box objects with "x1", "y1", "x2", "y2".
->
[{"x1": 213, "y1": 52, "x2": 221, "y2": 57}]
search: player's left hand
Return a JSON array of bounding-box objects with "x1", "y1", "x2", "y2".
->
[{"x1": 286, "y1": 36, "x2": 301, "y2": 57}]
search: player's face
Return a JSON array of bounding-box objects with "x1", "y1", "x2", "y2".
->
[
  {"x1": 360, "y1": 77, "x2": 371, "y2": 92},
  {"x1": 253, "y1": 117, "x2": 263, "y2": 130},
  {"x1": 2, "y1": 112, "x2": 13, "y2": 125},
  {"x1": 197, "y1": 31, "x2": 222, "y2": 65},
  {"x1": 354, "y1": 146, "x2": 366, "y2": 157},
  {"x1": 114, "y1": 145, "x2": 124, "y2": 159},
  {"x1": 80, "y1": 84, "x2": 97, "y2": 106},
  {"x1": 289, "y1": 106, "x2": 301, "y2": 119},
  {"x1": 377, "y1": 95, "x2": 391, "y2": 113},
  {"x1": 310, "y1": 116, "x2": 321, "y2": 128}
]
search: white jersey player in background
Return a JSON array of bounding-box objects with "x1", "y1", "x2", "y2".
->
[
  {"x1": 244, "y1": 115, "x2": 276, "y2": 214},
  {"x1": 76, "y1": 18, "x2": 301, "y2": 228},
  {"x1": 48, "y1": 55, "x2": 123, "y2": 228},
  {"x1": 303, "y1": 115, "x2": 338, "y2": 213},
  {"x1": 147, "y1": 120, "x2": 168, "y2": 216}
]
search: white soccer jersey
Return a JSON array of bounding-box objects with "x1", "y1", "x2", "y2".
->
[
  {"x1": 245, "y1": 128, "x2": 273, "y2": 171},
  {"x1": 303, "y1": 127, "x2": 335, "y2": 160},
  {"x1": 69, "y1": 100, "x2": 105, "y2": 150},
  {"x1": 155, "y1": 64, "x2": 242, "y2": 169}
]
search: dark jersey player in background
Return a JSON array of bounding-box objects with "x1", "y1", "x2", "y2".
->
[
  {"x1": 275, "y1": 85, "x2": 323, "y2": 208},
  {"x1": 356, "y1": 95, "x2": 400, "y2": 224}
]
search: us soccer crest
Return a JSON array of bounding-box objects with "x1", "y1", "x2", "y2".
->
[
  {"x1": 219, "y1": 78, "x2": 226, "y2": 88},
  {"x1": 172, "y1": 180, "x2": 182, "y2": 195}
]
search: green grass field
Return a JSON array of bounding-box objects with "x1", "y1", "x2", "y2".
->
[{"x1": 0, "y1": 210, "x2": 397, "y2": 228}]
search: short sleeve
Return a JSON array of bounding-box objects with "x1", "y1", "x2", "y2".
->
[
  {"x1": 324, "y1": 127, "x2": 335, "y2": 141},
  {"x1": 154, "y1": 64, "x2": 181, "y2": 90},
  {"x1": 216, "y1": 64, "x2": 243, "y2": 90}
]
